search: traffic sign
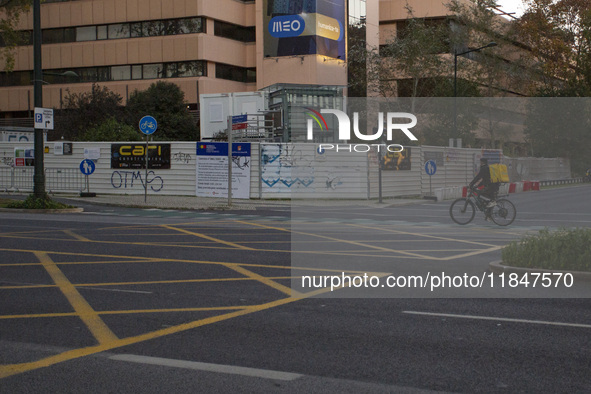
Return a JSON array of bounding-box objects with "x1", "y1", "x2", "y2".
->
[
  {"x1": 232, "y1": 114, "x2": 248, "y2": 130},
  {"x1": 232, "y1": 114, "x2": 248, "y2": 123},
  {"x1": 80, "y1": 159, "x2": 95, "y2": 175},
  {"x1": 139, "y1": 115, "x2": 158, "y2": 135},
  {"x1": 425, "y1": 160, "x2": 437, "y2": 176},
  {"x1": 34, "y1": 107, "x2": 54, "y2": 130}
]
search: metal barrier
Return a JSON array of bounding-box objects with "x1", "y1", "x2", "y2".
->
[
  {"x1": 45, "y1": 168, "x2": 86, "y2": 193},
  {"x1": 540, "y1": 178, "x2": 583, "y2": 187},
  {"x1": 0, "y1": 168, "x2": 12, "y2": 192},
  {"x1": 12, "y1": 168, "x2": 34, "y2": 192},
  {"x1": 0, "y1": 167, "x2": 86, "y2": 193}
]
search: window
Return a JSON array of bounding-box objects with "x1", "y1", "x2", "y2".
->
[
  {"x1": 0, "y1": 61, "x2": 207, "y2": 86},
  {"x1": 216, "y1": 64, "x2": 256, "y2": 83},
  {"x1": 97, "y1": 26, "x2": 108, "y2": 40},
  {"x1": 214, "y1": 21, "x2": 255, "y2": 42},
  {"x1": 143, "y1": 63, "x2": 164, "y2": 79},
  {"x1": 131, "y1": 65, "x2": 143, "y2": 80},
  {"x1": 76, "y1": 26, "x2": 96, "y2": 42},
  {"x1": 7, "y1": 17, "x2": 205, "y2": 47},
  {"x1": 42, "y1": 29, "x2": 64, "y2": 44},
  {"x1": 108, "y1": 24, "x2": 130, "y2": 39},
  {"x1": 111, "y1": 65, "x2": 131, "y2": 80}
]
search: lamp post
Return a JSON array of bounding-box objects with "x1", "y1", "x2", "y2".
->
[
  {"x1": 32, "y1": 0, "x2": 79, "y2": 198},
  {"x1": 453, "y1": 42, "x2": 497, "y2": 144},
  {"x1": 33, "y1": 0, "x2": 44, "y2": 198}
]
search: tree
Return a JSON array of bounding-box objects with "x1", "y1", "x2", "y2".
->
[
  {"x1": 80, "y1": 117, "x2": 142, "y2": 142},
  {"x1": 0, "y1": 0, "x2": 31, "y2": 71},
  {"x1": 126, "y1": 81, "x2": 198, "y2": 141},
  {"x1": 347, "y1": 18, "x2": 368, "y2": 97},
  {"x1": 58, "y1": 84, "x2": 125, "y2": 140},
  {"x1": 524, "y1": 98, "x2": 591, "y2": 175},
  {"x1": 366, "y1": 6, "x2": 451, "y2": 102},
  {"x1": 516, "y1": 0, "x2": 591, "y2": 95}
]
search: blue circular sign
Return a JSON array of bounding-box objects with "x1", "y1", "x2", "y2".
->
[
  {"x1": 425, "y1": 160, "x2": 437, "y2": 176},
  {"x1": 139, "y1": 115, "x2": 158, "y2": 135},
  {"x1": 80, "y1": 159, "x2": 95, "y2": 175}
]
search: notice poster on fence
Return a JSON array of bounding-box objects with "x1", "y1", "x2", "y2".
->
[{"x1": 196, "y1": 142, "x2": 251, "y2": 199}]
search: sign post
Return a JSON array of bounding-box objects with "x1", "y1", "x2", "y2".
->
[
  {"x1": 33, "y1": 107, "x2": 53, "y2": 198},
  {"x1": 227, "y1": 114, "x2": 247, "y2": 207},
  {"x1": 79, "y1": 159, "x2": 96, "y2": 197},
  {"x1": 425, "y1": 160, "x2": 437, "y2": 198},
  {"x1": 139, "y1": 115, "x2": 157, "y2": 203}
]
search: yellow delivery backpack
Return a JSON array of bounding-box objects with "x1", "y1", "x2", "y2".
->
[{"x1": 489, "y1": 163, "x2": 509, "y2": 183}]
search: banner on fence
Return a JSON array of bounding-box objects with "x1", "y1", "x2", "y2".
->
[{"x1": 196, "y1": 142, "x2": 251, "y2": 199}]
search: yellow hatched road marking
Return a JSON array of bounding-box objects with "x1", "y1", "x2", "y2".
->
[
  {"x1": 234, "y1": 220, "x2": 431, "y2": 259},
  {"x1": 62, "y1": 230, "x2": 91, "y2": 242},
  {"x1": 162, "y1": 224, "x2": 256, "y2": 250},
  {"x1": 0, "y1": 306, "x2": 250, "y2": 320},
  {"x1": 0, "y1": 286, "x2": 335, "y2": 380},
  {"x1": 225, "y1": 264, "x2": 300, "y2": 297},
  {"x1": 34, "y1": 252, "x2": 118, "y2": 346}
]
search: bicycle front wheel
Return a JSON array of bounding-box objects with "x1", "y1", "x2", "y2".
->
[
  {"x1": 490, "y1": 199, "x2": 516, "y2": 226},
  {"x1": 450, "y1": 198, "x2": 476, "y2": 225}
]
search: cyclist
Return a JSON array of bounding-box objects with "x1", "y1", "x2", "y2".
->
[{"x1": 469, "y1": 158, "x2": 500, "y2": 219}]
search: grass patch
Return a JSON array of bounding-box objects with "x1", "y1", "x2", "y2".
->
[
  {"x1": 502, "y1": 228, "x2": 591, "y2": 272},
  {"x1": 5, "y1": 194, "x2": 74, "y2": 210}
]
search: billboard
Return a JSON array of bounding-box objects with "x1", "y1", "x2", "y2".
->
[
  {"x1": 110, "y1": 143, "x2": 171, "y2": 169},
  {"x1": 264, "y1": 0, "x2": 347, "y2": 60}
]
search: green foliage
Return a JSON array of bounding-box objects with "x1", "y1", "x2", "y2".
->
[
  {"x1": 59, "y1": 84, "x2": 125, "y2": 140},
  {"x1": 524, "y1": 99, "x2": 591, "y2": 176},
  {"x1": 347, "y1": 19, "x2": 367, "y2": 97},
  {"x1": 502, "y1": 228, "x2": 591, "y2": 272},
  {"x1": 126, "y1": 81, "x2": 198, "y2": 141},
  {"x1": 81, "y1": 117, "x2": 142, "y2": 141},
  {"x1": 6, "y1": 194, "x2": 74, "y2": 210},
  {"x1": 0, "y1": 0, "x2": 31, "y2": 71}
]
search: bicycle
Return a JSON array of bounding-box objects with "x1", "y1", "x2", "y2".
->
[{"x1": 449, "y1": 186, "x2": 516, "y2": 226}]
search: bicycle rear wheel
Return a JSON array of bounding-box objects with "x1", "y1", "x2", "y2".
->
[
  {"x1": 449, "y1": 198, "x2": 476, "y2": 225},
  {"x1": 490, "y1": 199, "x2": 516, "y2": 226}
]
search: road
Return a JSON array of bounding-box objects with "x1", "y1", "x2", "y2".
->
[{"x1": 1, "y1": 185, "x2": 590, "y2": 393}]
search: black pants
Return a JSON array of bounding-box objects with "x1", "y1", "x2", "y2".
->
[{"x1": 481, "y1": 183, "x2": 500, "y2": 200}]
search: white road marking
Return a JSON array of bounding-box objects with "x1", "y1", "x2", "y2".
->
[
  {"x1": 403, "y1": 311, "x2": 591, "y2": 329},
  {"x1": 109, "y1": 354, "x2": 303, "y2": 381}
]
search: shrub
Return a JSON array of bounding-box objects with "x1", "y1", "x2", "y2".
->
[
  {"x1": 501, "y1": 228, "x2": 591, "y2": 272},
  {"x1": 6, "y1": 194, "x2": 74, "y2": 210}
]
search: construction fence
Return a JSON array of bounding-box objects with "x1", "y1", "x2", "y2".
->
[{"x1": 0, "y1": 141, "x2": 573, "y2": 200}]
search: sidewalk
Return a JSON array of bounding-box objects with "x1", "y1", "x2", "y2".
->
[{"x1": 59, "y1": 194, "x2": 429, "y2": 211}]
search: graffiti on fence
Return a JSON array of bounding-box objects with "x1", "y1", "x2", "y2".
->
[
  {"x1": 261, "y1": 144, "x2": 314, "y2": 189},
  {"x1": 111, "y1": 170, "x2": 164, "y2": 192},
  {"x1": 173, "y1": 152, "x2": 192, "y2": 164},
  {"x1": 1, "y1": 156, "x2": 14, "y2": 167}
]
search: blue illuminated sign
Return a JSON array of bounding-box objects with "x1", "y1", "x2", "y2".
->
[{"x1": 268, "y1": 15, "x2": 305, "y2": 38}]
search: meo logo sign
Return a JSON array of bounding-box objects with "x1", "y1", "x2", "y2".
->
[
  {"x1": 269, "y1": 15, "x2": 306, "y2": 38},
  {"x1": 305, "y1": 109, "x2": 418, "y2": 153}
]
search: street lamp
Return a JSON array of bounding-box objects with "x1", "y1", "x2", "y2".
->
[
  {"x1": 33, "y1": 0, "x2": 79, "y2": 199},
  {"x1": 452, "y1": 42, "x2": 497, "y2": 144},
  {"x1": 33, "y1": 0, "x2": 43, "y2": 198}
]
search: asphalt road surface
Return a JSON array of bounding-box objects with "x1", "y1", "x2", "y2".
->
[{"x1": 1, "y1": 185, "x2": 590, "y2": 393}]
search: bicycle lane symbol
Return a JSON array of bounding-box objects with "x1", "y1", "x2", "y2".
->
[{"x1": 139, "y1": 116, "x2": 158, "y2": 135}]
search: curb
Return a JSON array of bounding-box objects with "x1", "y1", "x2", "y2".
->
[
  {"x1": 0, "y1": 207, "x2": 84, "y2": 214},
  {"x1": 489, "y1": 261, "x2": 591, "y2": 281}
]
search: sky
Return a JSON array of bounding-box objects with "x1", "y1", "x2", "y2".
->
[{"x1": 495, "y1": 0, "x2": 526, "y2": 18}]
